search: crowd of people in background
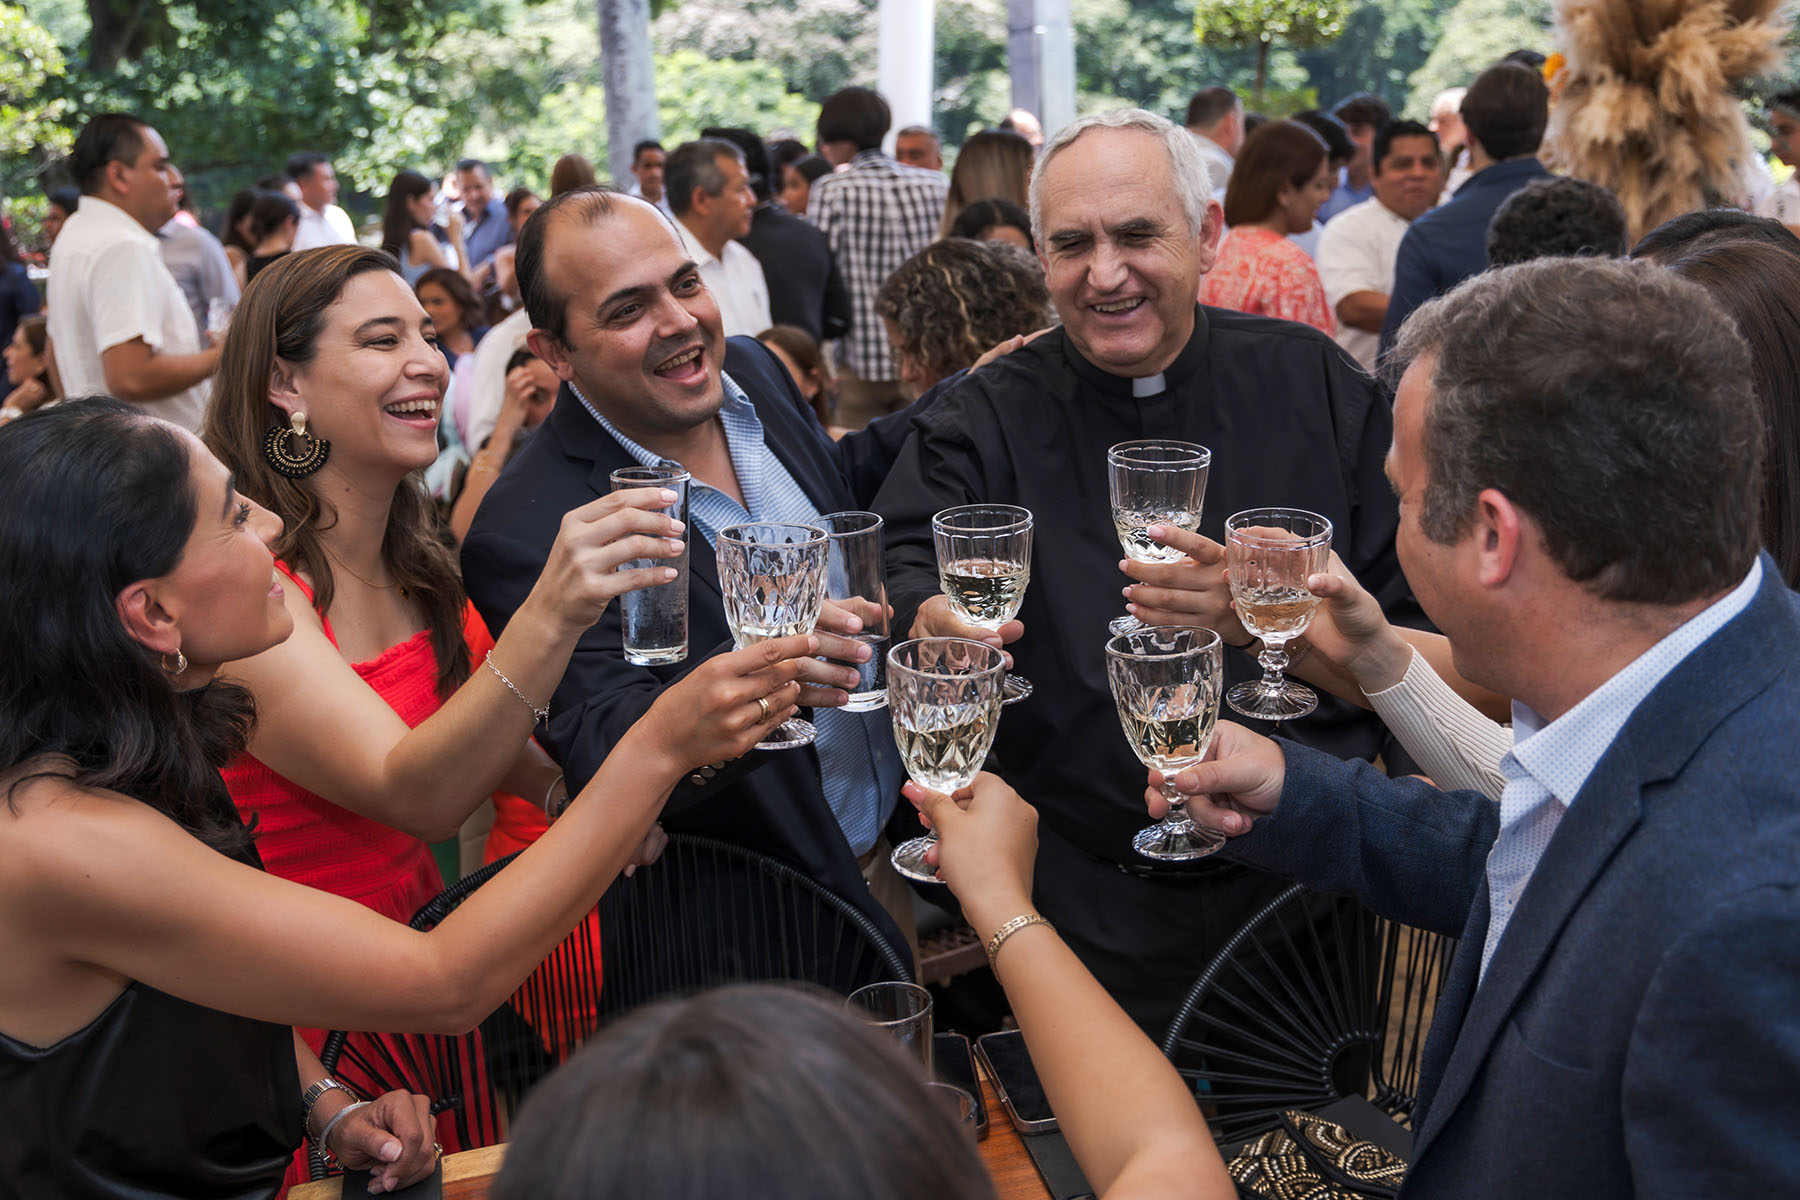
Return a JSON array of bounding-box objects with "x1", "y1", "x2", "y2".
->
[{"x1": 5, "y1": 40, "x2": 1800, "y2": 1200}]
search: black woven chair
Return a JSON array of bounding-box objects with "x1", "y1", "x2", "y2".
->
[
  {"x1": 311, "y1": 833, "x2": 910, "y2": 1178},
  {"x1": 1159, "y1": 883, "x2": 1456, "y2": 1144}
]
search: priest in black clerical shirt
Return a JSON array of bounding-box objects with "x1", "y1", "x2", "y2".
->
[{"x1": 873, "y1": 109, "x2": 1415, "y2": 1037}]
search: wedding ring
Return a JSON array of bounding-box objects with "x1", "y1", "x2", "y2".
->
[
  {"x1": 432, "y1": 1142, "x2": 443, "y2": 1159},
  {"x1": 756, "y1": 696, "x2": 772, "y2": 721}
]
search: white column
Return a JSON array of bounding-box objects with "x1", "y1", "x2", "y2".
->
[
  {"x1": 878, "y1": 0, "x2": 936, "y2": 149},
  {"x1": 1008, "y1": 0, "x2": 1075, "y2": 142}
]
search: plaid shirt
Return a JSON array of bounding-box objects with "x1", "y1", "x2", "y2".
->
[{"x1": 806, "y1": 150, "x2": 948, "y2": 380}]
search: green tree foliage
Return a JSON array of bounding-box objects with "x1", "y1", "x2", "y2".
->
[
  {"x1": 0, "y1": 4, "x2": 73, "y2": 192},
  {"x1": 1296, "y1": 0, "x2": 1444, "y2": 115},
  {"x1": 1193, "y1": 0, "x2": 1349, "y2": 104},
  {"x1": 1405, "y1": 0, "x2": 1551, "y2": 117}
]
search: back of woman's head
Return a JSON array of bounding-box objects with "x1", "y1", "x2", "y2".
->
[
  {"x1": 492, "y1": 984, "x2": 996, "y2": 1200},
  {"x1": 1666, "y1": 239, "x2": 1800, "y2": 587},
  {"x1": 381, "y1": 169, "x2": 433, "y2": 256},
  {"x1": 0, "y1": 399, "x2": 254, "y2": 850},
  {"x1": 247, "y1": 189, "x2": 301, "y2": 244},
  {"x1": 876, "y1": 238, "x2": 1052, "y2": 388},
  {"x1": 944, "y1": 130, "x2": 1035, "y2": 220},
  {"x1": 1224, "y1": 120, "x2": 1328, "y2": 227},
  {"x1": 549, "y1": 154, "x2": 599, "y2": 198},
  {"x1": 223, "y1": 187, "x2": 260, "y2": 252}
]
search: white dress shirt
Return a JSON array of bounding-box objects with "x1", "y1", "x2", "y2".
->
[
  {"x1": 1479, "y1": 558, "x2": 1764, "y2": 981},
  {"x1": 292, "y1": 202, "x2": 356, "y2": 251},
  {"x1": 1188, "y1": 131, "x2": 1234, "y2": 198},
  {"x1": 673, "y1": 218, "x2": 771, "y2": 338},
  {"x1": 1316, "y1": 197, "x2": 1413, "y2": 372},
  {"x1": 48, "y1": 195, "x2": 210, "y2": 431}
]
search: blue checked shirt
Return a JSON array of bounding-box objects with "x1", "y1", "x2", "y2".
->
[
  {"x1": 571, "y1": 375, "x2": 903, "y2": 856},
  {"x1": 1479, "y1": 558, "x2": 1763, "y2": 982},
  {"x1": 806, "y1": 150, "x2": 948, "y2": 380}
]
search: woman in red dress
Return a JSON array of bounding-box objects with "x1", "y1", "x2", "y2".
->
[
  {"x1": 1200, "y1": 120, "x2": 1337, "y2": 335},
  {"x1": 203, "y1": 246, "x2": 687, "y2": 1184}
]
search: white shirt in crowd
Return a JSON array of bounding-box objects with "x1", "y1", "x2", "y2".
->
[
  {"x1": 292, "y1": 202, "x2": 357, "y2": 251},
  {"x1": 1316, "y1": 197, "x2": 1413, "y2": 373},
  {"x1": 1756, "y1": 175, "x2": 1800, "y2": 228},
  {"x1": 1188, "y1": 131, "x2": 1234, "y2": 199},
  {"x1": 672, "y1": 218, "x2": 771, "y2": 338},
  {"x1": 47, "y1": 195, "x2": 210, "y2": 432}
]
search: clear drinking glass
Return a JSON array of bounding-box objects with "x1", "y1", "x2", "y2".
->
[
  {"x1": 887, "y1": 637, "x2": 1007, "y2": 884},
  {"x1": 1107, "y1": 440, "x2": 1212, "y2": 636},
  {"x1": 847, "y1": 981, "x2": 934, "y2": 1074},
  {"x1": 820, "y1": 511, "x2": 890, "y2": 712},
  {"x1": 717, "y1": 522, "x2": 830, "y2": 750},
  {"x1": 931, "y1": 504, "x2": 1034, "y2": 705},
  {"x1": 1105, "y1": 625, "x2": 1226, "y2": 861},
  {"x1": 609, "y1": 466, "x2": 690, "y2": 666},
  {"x1": 1224, "y1": 508, "x2": 1334, "y2": 721}
]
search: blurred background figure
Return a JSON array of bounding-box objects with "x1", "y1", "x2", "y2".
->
[
  {"x1": 758, "y1": 323, "x2": 836, "y2": 431},
  {"x1": 894, "y1": 125, "x2": 943, "y2": 171},
  {"x1": 938, "y1": 129, "x2": 1034, "y2": 238},
  {"x1": 1485, "y1": 176, "x2": 1628, "y2": 267},
  {"x1": 875, "y1": 238, "x2": 1052, "y2": 395},
  {"x1": 242, "y1": 190, "x2": 300, "y2": 284},
  {"x1": 946, "y1": 196, "x2": 1033, "y2": 251},
  {"x1": 0, "y1": 219, "x2": 41, "y2": 356},
  {"x1": 382, "y1": 168, "x2": 473, "y2": 286},
  {"x1": 778, "y1": 153, "x2": 832, "y2": 216},
  {"x1": 1203, "y1": 120, "x2": 1336, "y2": 334},
  {"x1": 0, "y1": 314, "x2": 58, "y2": 424},
  {"x1": 549, "y1": 153, "x2": 598, "y2": 197},
  {"x1": 41, "y1": 187, "x2": 80, "y2": 248}
]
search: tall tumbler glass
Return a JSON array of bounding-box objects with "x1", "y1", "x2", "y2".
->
[
  {"x1": 847, "y1": 981, "x2": 934, "y2": 1074},
  {"x1": 887, "y1": 637, "x2": 1007, "y2": 884},
  {"x1": 718, "y1": 522, "x2": 830, "y2": 750},
  {"x1": 609, "y1": 466, "x2": 690, "y2": 665},
  {"x1": 1107, "y1": 440, "x2": 1212, "y2": 636},
  {"x1": 821, "y1": 511, "x2": 890, "y2": 712}
]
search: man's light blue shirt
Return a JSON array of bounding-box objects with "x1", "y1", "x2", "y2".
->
[
  {"x1": 571, "y1": 375, "x2": 903, "y2": 856},
  {"x1": 1480, "y1": 558, "x2": 1764, "y2": 980}
]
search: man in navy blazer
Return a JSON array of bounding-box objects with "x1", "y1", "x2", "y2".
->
[
  {"x1": 1161, "y1": 257, "x2": 1800, "y2": 1195},
  {"x1": 460, "y1": 188, "x2": 907, "y2": 953}
]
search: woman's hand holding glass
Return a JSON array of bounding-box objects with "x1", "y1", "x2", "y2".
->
[
  {"x1": 1290, "y1": 551, "x2": 1416, "y2": 695},
  {"x1": 522, "y1": 488, "x2": 690, "y2": 636},
  {"x1": 903, "y1": 773, "x2": 1037, "y2": 928}
]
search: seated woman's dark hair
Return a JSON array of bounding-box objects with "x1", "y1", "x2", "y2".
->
[
  {"x1": 1630, "y1": 206, "x2": 1800, "y2": 263},
  {"x1": 948, "y1": 197, "x2": 1034, "y2": 250},
  {"x1": 790, "y1": 154, "x2": 833, "y2": 187},
  {"x1": 490, "y1": 984, "x2": 996, "y2": 1200},
  {"x1": 0, "y1": 398, "x2": 256, "y2": 855}
]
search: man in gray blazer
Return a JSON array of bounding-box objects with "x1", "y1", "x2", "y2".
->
[{"x1": 1160, "y1": 256, "x2": 1800, "y2": 1196}]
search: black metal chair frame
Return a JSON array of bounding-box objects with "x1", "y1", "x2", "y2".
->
[
  {"x1": 1159, "y1": 882, "x2": 1456, "y2": 1145},
  {"x1": 311, "y1": 834, "x2": 910, "y2": 1179}
]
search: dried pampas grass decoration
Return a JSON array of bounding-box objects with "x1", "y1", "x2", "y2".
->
[{"x1": 1546, "y1": 0, "x2": 1791, "y2": 240}]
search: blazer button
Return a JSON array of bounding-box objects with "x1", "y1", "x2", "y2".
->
[
  {"x1": 700, "y1": 765, "x2": 718, "y2": 779},
  {"x1": 689, "y1": 774, "x2": 706, "y2": 787}
]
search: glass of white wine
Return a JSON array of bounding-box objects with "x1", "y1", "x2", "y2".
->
[
  {"x1": 717, "y1": 522, "x2": 830, "y2": 750},
  {"x1": 887, "y1": 637, "x2": 1007, "y2": 883},
  {"x1": 1105, "y1": 625, "x2": 1225, "y2": 861},
  {"x1": 1223, "y1": 508, "x2": 1333, "y2": 721},
  {"x1": 1107, "y1": 440, "x2": 1212, "y2": 636},
  {"x1": 932, "y1": 504, "x2": 1033, "y2": 704}
]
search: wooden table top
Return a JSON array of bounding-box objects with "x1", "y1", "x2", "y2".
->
[{"x1": 291, "y1": 1061, "x2": 1052, "y2": 1200}]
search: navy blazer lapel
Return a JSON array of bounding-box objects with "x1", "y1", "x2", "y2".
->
[
  {"x1": 1410, "y1": 556, "x2": 1797, "y2": 1155},
  {"x1": 1410, "y1": 885, "x2": 1487, "y2": 1152}
]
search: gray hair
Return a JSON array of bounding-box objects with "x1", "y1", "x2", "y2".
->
[
  {"x1": 1393, "y1": 256, "x2": 1761, "y2": 605},
  {"x1": 664, "y1": 138, "x2": 745, "y2": 217},
  {"x1": 1028, "y1": 109, "x2": 1213, "y2": 241}
]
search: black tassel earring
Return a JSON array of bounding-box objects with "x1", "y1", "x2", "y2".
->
[{"x1": 263, "y1": 411, "x2": 330, "y2": 478}]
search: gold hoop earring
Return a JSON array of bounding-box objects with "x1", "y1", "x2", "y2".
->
[
  {"x1": 263, "y1": 411, "x2": 330, "y2": 478},
  {"x1": 162, "y1": 648, "x2": 188, "y2": 675}
]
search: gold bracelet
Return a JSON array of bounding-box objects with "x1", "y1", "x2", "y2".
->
[{"x1": 985, "y1": 913, "x2": 1053, "y2": 974}]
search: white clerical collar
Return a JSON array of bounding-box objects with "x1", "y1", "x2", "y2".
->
[{"x1": 1132, "y1": 373, "x2": 1167, "y2": 397}]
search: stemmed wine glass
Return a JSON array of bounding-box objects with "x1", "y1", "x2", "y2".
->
[
  {"x1": 933, "y1": 504, "x2": 1034, "y2": 704},
  {"x1": 1223, "y1": 508, "x2": 1333, "y2": 721},
  {"x1": 887, "y1": 637, "x2": 1007, "y2": 883},
  {"x1": 1107, "y1": 441, "x2": 1212, "y2": 635},
  {"x1": 717, "y1": 522, "x2": 829, "y2": 750},
  {"x1": 1105, "y1": 625, "x2": 1226, "y2": 860}
]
